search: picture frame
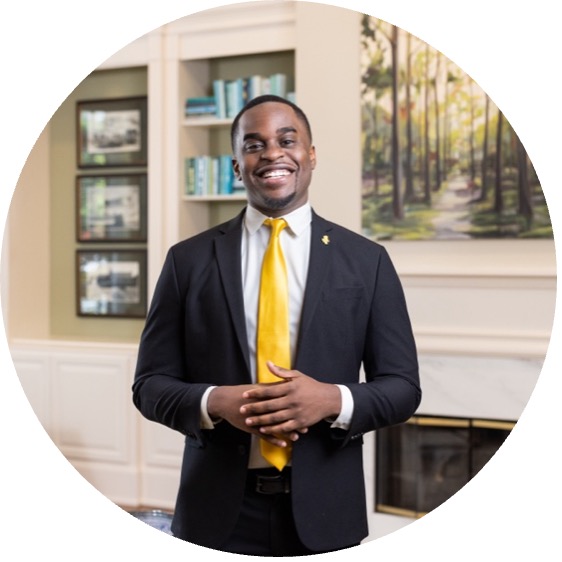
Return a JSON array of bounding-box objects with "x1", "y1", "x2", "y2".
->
[
  {"x1": 360, "y1": 17, "x2": 552, "y2": 241},
  {"x1": 76, "y1": 173, "x2": 148, "y2": 242},
  {"x1": 77, "y1": 96, "x2": 148, "y2": 168},
  {"x1": 76, "y1": 249, "x2": 147, "y2": 318}
]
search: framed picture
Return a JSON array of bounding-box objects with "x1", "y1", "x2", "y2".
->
[
  {"x1": 76, "y1": 250, "x2": 147, "y2": 318},
  {"x1": 76, "y1": 173, "x2": 147, "y2": 242},
  {"x1": 77, "y1": 96, "x2": 148, "y2": 168}
]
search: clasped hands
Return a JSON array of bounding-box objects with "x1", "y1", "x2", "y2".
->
[{"x1": 207, "y1": 361, "x2": 341, "y2": 448}]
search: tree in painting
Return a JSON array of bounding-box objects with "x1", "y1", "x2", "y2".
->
[{"x1": 361, "y1": 15, "x2": 552, "y2": 240}]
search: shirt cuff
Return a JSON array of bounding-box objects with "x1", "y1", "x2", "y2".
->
[
  {"x1": 329, "y1": 384, "x2": 354, "y2": 430},
  {"x1": 200, "y1": 386, "x2": 219, "y2": 429}
]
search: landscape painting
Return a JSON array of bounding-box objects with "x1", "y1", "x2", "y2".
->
[{"x1": 361, "y1": 15, "x2": 553, "y2": 241}]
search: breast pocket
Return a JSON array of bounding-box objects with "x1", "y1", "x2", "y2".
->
[{"x1": 316, "y1": 286, "x2": 368, "y2": 348}]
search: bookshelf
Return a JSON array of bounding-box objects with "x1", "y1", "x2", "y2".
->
[
  {"x1": 176, "y1": 48, "x2": 295, "y2": 242},
  {"x1": 130, "y1": 1, "x2": 302, "y2": 285},
  {"x1": 133, "y1": 2, "x2": 364, "y2": 299},
  {"x1": 179, "y1": 51, "x2": 295, "y2": 199}
]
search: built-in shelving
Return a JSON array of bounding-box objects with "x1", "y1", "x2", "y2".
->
[
  {"x1": 177, "y1": 49, "x2": 295, "y2": 240},
  {"x1": 182, "y1": 117, "x2": 233, "y2": 128}
]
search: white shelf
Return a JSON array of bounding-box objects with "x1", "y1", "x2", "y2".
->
[{"x1": 182, "y1": 116, "x2": 233, "y2": 128}]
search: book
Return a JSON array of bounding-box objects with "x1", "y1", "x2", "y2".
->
[
  {"x1": 208, "y1": 72, "x2": 291, "y2": 119},
  {"x1": 213, "y1": 79, "x2": 227, "y2": 119},
  {"x1": 225, "y1": 80, "x2": 239, "y2": 118},
  {"x1": 185, "y1": 154, "x2": 239, "y2": 196},
  {"x1": 219, "y1": 154, "x2": 234, "y2": 195},
  {"x1": 210, "y1": 156, "x2": 220, "y2": 196},
  {"x1": 269, "y1": 73, "x2": 287, "y2": 98},
  {"x1": 185, "y1": 96, "x2": 217, "y2": 117},
  {"x1": 184, "y1": 157, "x2": 197, "y2": 195},
  {"x1": 195, "y1": 156, "x2": 208, "y2": 195},
  {"x1": 247, "y1": 75, "x2": 264, "y2": 101}
]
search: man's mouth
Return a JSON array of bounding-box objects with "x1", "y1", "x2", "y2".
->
[{"x1": 261, "y1": 169, "x2": 292, "y2": 179}]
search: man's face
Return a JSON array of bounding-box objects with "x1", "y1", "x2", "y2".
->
[{"x1": 232, "y1": 102, "x2": 316, "y2": 217}]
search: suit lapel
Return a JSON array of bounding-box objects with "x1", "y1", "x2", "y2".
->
[
  {"x1": 295, "y1": 212, "x2": 333, "y2": 361},
  {"x1": 214, "y1": 210, "x2": 251, "y2": 379},
  {"x1": 212, "y1": 209, "x2": 333, "y2": 377}
]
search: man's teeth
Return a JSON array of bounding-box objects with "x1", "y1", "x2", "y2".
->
[{"x1": 263, "y1": 169, "x2": 290, "y2": 178}]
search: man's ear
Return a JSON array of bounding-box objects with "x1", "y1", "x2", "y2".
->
[
  {"x1": 232, "y1": 158, "x2": 241, "y2": 180},
  {"x1": 309, "y1": 146, "x2": 317, "y2": 170}
]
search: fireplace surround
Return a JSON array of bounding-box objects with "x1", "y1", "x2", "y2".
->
[{"x1": 375, "y1": 414, "x2": 515, "y2": 518}]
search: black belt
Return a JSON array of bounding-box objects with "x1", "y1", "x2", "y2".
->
[{"x1": 247, "y1": 468, "x2": 291, "y2": 495}]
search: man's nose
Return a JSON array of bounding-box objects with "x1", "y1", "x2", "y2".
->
[{"x1": 261, "y1": 142, "x2": 283, "y2": 160}]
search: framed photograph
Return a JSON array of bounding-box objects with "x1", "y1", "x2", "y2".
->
[
  {"x1": 76, "y1": 250, "x2": 147, "y2": 318},
  {"x1": 76, "y1": 173, "x2": 147, "y2": 242},
  {"x1": 77, "y1": 96, "x2": 148, "y2": 168}
]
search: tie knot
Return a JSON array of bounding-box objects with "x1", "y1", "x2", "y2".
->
[{"x1": 264, "y1": 218, "x2": 287, "y2": 237}]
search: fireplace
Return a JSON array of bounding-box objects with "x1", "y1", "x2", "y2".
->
[{"x1": 375, "y1": 415, "x2": 515, "y2": 518}]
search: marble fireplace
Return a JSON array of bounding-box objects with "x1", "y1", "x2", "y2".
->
[{"x1": 369, "y1": 352, "x2": 544, "y2": 537}]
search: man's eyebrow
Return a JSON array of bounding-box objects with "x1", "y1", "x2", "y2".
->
[
  {"x1": 242, "y1": 126, "x2": 298, "y2": 142},
  {"x1": 277, "y1": 126, "x2": 297, "y2": 135}
]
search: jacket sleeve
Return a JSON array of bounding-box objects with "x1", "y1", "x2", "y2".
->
[
  {"x1": 344, "y1": 247, "x2": 421, "y2": 442},
  {"x1": 132, "y1": 248, "x2": 212, "y2": 443}
]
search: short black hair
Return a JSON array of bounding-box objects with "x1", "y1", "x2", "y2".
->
[{"x1": 230, "y1": 94, "x2": 313, "y2": 150}]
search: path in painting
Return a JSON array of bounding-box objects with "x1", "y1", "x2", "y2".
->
[{"x1": 431, "y1": 175, "x2": 474, "y2": 240}]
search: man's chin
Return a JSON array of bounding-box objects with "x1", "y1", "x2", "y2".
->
[{"x1": 261, "y1": 191, "x2": 297, "y2": 211}]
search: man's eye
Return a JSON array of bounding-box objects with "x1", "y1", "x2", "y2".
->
[
  {"x1": 281, "y1": 138, "x2": 296, "y2": 147},
  {"x1": 244, "y1": 141, "x2": 263, "y2": 151}
]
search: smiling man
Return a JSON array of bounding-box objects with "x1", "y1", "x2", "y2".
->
[
  {"x1": 231, "y1": 98, "x2": 316, "y2": 216},
  {"x1": 132, "y1": 95, "x2": 421, "y2": 556}
]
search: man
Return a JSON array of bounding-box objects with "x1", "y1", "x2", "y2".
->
[{"x1": 132, "y1": 94, "x2": 421, "y2": 555}]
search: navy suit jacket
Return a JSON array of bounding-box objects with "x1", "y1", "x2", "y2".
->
[{"x1": 132, "y1": 208, "x2": 421, "y2": 551}]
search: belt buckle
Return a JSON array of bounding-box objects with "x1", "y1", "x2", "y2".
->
[{"x1": 255, "y1": 473, "x2": 290, "y2": 494}]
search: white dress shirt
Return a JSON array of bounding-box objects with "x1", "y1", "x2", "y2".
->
[{"x1": 201, "y1": 203, "x2": 354, "y2": 468}]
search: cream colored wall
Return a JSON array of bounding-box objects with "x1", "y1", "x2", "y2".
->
[
  {"x1": 8, "y1": 126, "x2": 51, "y2": 339},
  {"x1": 296, "y1": 2, "x2": 362, "y2": 233}
]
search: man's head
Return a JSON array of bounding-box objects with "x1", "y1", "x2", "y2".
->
[
  {"x1": 230, "y1": 95, "x2": 313, "y2": 149},
  {"x1": 231, "y1": 95, "x2": 316, "y2": 217}
]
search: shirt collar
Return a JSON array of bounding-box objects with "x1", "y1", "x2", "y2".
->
[{"x1": 245, "y1": 203, "x2": 312, "y2": 237}]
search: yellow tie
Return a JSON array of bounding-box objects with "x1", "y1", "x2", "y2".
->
[{"x1": 256, "y1": 218, "x2": 291, "y2": 471}]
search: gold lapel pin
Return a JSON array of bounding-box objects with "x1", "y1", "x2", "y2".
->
[{"x1": 322, "y1": 235, "x2": 330, "y2": 245}]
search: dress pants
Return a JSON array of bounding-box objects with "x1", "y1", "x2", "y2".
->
[{"x1": 217, "y1": 468, "x2": 316, "y2": 557}]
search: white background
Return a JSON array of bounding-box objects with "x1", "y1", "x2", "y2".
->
[{"x1": 0, "y1": 1, "x2": 560, "y2": 560}]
